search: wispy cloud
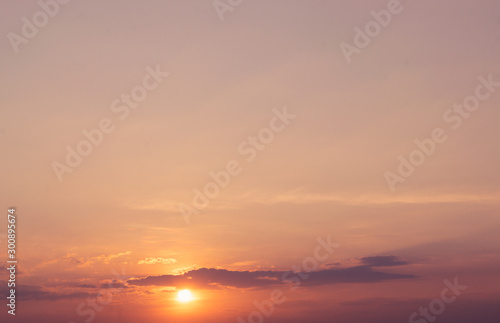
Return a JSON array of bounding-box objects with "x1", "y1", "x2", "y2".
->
[
  {"x1": 359, "y1": 256, "x2": 409, "y2": 267},
  {"x1": 35, "y1": 251, "x2": 132, "y2": 269},
  {"x1": 138, "y1": 257, "x2": 177, "y2": 265}
]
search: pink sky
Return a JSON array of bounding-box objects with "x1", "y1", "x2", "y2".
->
[{"x1": 1, "y1": 0, "x2": 499, "y2": 322}]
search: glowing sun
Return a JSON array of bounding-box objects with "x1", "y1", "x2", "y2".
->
[{"x1": 177, "y1": 289, "x2": 194, "y2": 302}]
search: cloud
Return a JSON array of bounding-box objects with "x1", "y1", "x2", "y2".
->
[
  {"x1": 128, "y1": 257, "x2": 415, "y2": 290},
  {"x1": 359, "y1": 256, "x2": 409, "y2": 267},
  {"x1": 0, "y1": 277, "x2": 132, "y2": 301},
  {"x1": 138, "y1": 257, "x2": 177, "y2": 265},
  {"x1": 98, "y1": 281, "x2": 131, "y2": 289},
  {"x1": 35, "y1": 251, "x2": 132, "y2": 269},
  {"x1": 93, "y1": 251, "x2": 132, "y2": 264},
  {"x1": 340, "y1": 297, "x2": 416, "y2": 307},
  {"x1": 75, "y1": 283, "x2": 97, "y2": 288},
  {"x1": 0, "y1": 282, "x2": 91, "y2": 301},
  {"x1": 129, "y1": 268, "x2": 279, "y2": 289}
]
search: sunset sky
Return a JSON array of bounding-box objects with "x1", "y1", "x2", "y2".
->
[{"x1": 1, "y1": 0, "x2": 500, "y2": 322}]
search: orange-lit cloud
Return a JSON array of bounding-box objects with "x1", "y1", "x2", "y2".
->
[{"x1": 138, "y1": 257, "x2": 177, "y2": 265}]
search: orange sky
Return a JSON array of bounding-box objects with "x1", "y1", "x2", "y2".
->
[{"x1": 1, "y1": 0, "x2": 500, "y2": 322}]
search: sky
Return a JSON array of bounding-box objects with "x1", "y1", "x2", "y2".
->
[{"x1": 0, "y1": 0, "x2": 499, "y2": 322}]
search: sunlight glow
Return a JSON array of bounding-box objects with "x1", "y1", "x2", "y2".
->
[{"x1": 177, "y1": 289, "x2": 194, "y2": 302}]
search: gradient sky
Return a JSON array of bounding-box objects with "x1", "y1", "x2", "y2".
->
[{"x1": 1, "y1": 0, "x2": 500, "y2": 322}]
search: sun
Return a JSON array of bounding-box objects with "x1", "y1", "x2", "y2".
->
[{"x1": 177, "y1": 289, "x2": 194, "y2": 302}]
